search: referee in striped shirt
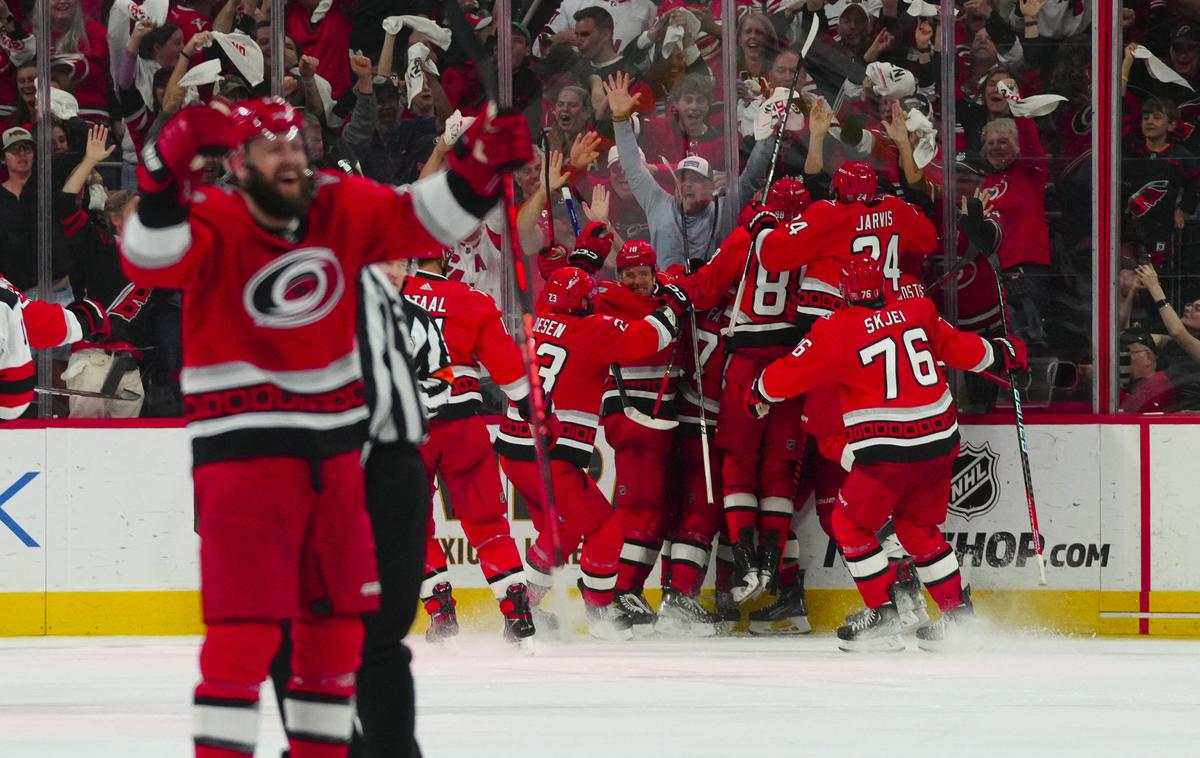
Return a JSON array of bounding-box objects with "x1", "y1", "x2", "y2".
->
[{"x1": 271, "y1": 260, "x2": 452, "y2": 758}]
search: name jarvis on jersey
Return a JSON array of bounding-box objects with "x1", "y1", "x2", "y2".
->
[{"x1": 854, "y1": 210, "x2": 895, "y2": 232}]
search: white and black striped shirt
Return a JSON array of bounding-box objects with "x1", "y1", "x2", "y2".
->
[{"x1": 357, "y1": 267, "x2": 451, "y2": 448}]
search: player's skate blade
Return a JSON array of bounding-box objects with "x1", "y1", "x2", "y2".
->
[
  {"x1": 586, "y1": 602, "x2": 635, "y2": 642},
  {"x1": 837, "y1": 602, "x2": 904, "y2": 652},
  {"x1": 713, "y1": 591, "x2": 740, "y2": 636},
  {"x1": 748, "y1": 585, "x2": 811, "y2": 636},
  {"x1": 613, "y1": 591, "x2": 657, "y2": 639},
  {"x1": 655, "y1": 588, "x2": 717, "y2": 637}
]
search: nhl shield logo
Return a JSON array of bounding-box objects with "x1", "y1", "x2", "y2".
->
[{"x1": 948, "y1": 442, "x2": 1000, "y2": 521}]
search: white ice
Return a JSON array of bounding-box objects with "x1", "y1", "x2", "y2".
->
[{"x1": 2, "y1": 632, "x2": 1199, "y2": 757}]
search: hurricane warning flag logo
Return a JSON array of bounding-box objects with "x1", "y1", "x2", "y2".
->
[{"x1": 948, "y1": 442, "x2": 1000, "y2": 521}]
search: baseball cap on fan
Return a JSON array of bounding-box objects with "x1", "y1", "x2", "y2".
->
[
  {"x1": 1172, "y1": 25, "x2": 1200, "y2": 48},
  {"x1": 2, "y1": 127, "x2": 34, "y2": 152},
  {"x1": 675, "y1": 155, "x2": 711, "y2": 180},
  {"x1": 607, "y1": 145, "x2": 646, "y2": 168}
]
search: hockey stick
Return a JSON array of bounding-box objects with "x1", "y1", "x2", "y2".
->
[
  {"x1": 543, "y1": 130, "x2": 555, "y2": 247},
  {"x1": 443, "y1": 0, "x2": 561, "y2": 565},
  {"x1": 36, "y1": 385, "x2": 141, "y2": 402},
  {"x1": 680, "y1": 228, "x2": 715, "y2": 506},
  {"x1": 988, "y1": 261, "x2": 1048, "y2": 585},
  {"x1": 609, "y1": 363, "x2": 679, "y2": 431},
  {"x1": 723, "y1": 18, "x2": 818, "y2": 339},
  {"x1": 650, "y1": 336, "x2": 682, "y2": 418}
]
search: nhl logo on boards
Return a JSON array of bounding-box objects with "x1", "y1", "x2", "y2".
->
[
  {"x1": 948, "y1": 442, "x2": 1000, "y2": 521},
  {"x1": 243, "y1": 247, "x2": 345, "y2": 329}
]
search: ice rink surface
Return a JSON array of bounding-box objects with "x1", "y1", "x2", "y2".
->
[{"x1": 3, "y1": 631, "x2": 1200, "y2": 757}]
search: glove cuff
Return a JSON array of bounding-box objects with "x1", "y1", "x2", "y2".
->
[{"x1": 444, "y1": 167, "x2": 500, "y2": 220}]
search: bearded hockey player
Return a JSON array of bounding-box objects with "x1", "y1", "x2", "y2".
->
[
  {"x1": 401, "y1": 251, "x2": 536, "y2": 647},
  {"x1": 120, "y1": 97, "x2": 531, "y2": 757},
  {"x1": 494, "y1": 266, "x2": 689, "y2": 641},
  {"x1": 747, "y1": 256, "x2": 1027, "y2": 652}
]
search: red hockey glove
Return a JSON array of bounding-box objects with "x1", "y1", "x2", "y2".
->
[
  {"x1": 514, "y1": 394, "x2": 561, "y2": 451},
  {"x1": 448, "y1": 103, "x2": 534, "y2": 202},
  {"x1": 989, "y1": 336, "x2": 1028, "y2": 373},
  {"x1": 657, "y1": 280, "x2": 691, "y2": 317},
  {"x1": 66, "y1": 298, "x2": 111, "y2": 342},
  {"x1": 568, "y1": 222, "x2": 613, "y2": 274},
  {"x1": 744, "y1": 205, "x2": 779, "y2": 239},
  {"x1": 744, "y1": 377, "x2": 773, "y2": 420},
  {"x1": 537, "y1": 244, "x2": 569, "y2": 279},
  {"x1": 137, "y1": 106, "x2": 237, "y2": 200}
]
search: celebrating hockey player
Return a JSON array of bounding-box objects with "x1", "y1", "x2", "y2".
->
[
  {"x1": 120, "y1": 97, "x2": 531, "y2": 757},
  {"x1": 401, "y1": 250, "x2": 537, "y2": 647},
  {"x1": 747, "y1": 255, "x2": 1027, "y2": 651},
  {"x1": 494, "y1": 266, "x2": 689, "y2": 641}
]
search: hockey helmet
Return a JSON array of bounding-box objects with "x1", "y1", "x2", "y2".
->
[
  {"x1": 539, "y1": 266, "x2": 595, "y2": 316},
  {"x1": 839, "y1": 254, "x2": 886, "y2": 306},
  {"x1": 230, "y1": 96, "x2": 306, "y2": 148},
  {"x1": 616, "y1": 240, "x2": 657, "y2": 270},
  {"x1": 764, "y1": 177, "x2": 811, "y2": 220},
  {"x1": 831, "y1": 161, "x2": 878, "y2": 203}
]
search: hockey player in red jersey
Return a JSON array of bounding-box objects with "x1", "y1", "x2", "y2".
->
[
  {"x1": 400, "y1": 252, "x2": 536, "y2": 646},
  {"x1": 748, "y1": 256, "x2": 1028, "y2": 651},
  {"x1": 494, "y1": 266, "x2": 688, "y2": 641},
  {"x1": 595, "y1": 240, "x2": 681, "y2": 636},
  {"x1": 0, "y1": 277, "x2": 108, "y2": 419},
  {"x1": 120, "y1": 97, "x2": 531, "y2": 757},
  {"x1": 677, "y1": 178, "x2": 813, "y2": 607}
]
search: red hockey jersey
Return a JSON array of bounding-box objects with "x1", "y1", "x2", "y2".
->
[
  {"x1": 0, "y1": 277, "x2": 83, "y2": 419},
  {"x1": 758, "y1": 295, "x2": 994, "y2": 465},
  {"x1": 121, "y1": 170, "x2": 475, "y2": 465},
  {"x1": 758, "y1": 196, "x2": 937, "y2": 332},
  {"x1": 494, "y1": 311, "x2": 672, "y2": 468},
  {"x1": 401, "y1": 270, "x2": 529, "y2": 420},
  {"x1": 676, "y1": 302, "x2": 727, "y2": 437},
  {"x1": 595, "y1": 279, "x2": 679, "y2": 418}
]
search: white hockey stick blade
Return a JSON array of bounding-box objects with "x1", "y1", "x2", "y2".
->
[
  {"x1": 623, "y1": 407, "x2": 679, "y2": 430},
  {"x1": 800, "y1": 14, "x2": 820, "y2": 59}
]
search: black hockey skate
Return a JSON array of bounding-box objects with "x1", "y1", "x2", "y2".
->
[
  {"x1": 613, "y1": 590, "x2": 657, "y2": 638},
  {"x1": 916, "y1": 586, "x2": 975, "y2": 652},
  {"x1": 655, "y1": 588, "x2": 718, "y2": 637},
  {"x1": 748, "y1": 583, "x2": 811, "y2": 636},
  {"x1": 714, "y1": 591, "x2": 740, "y2": 636},
  {"x1": 730, "y1": 529, "x2": 763, "y2": 604},
  {"x1": 424, "y1": 582, "x2": 459, "y2": 643},
  {"x1": 586, "y1": 601, "x2": 634, "y2": 642},
  {"x1": 891, "y1": 559, "x2": 930, "y2": 631},
  {"x1": 756, "y1": 531, "x2": 782, "y2": 595},
  {"x1": 836, "y1": 602, "x2": 904, "y2": 652},
  {"x1": 501, "y1": 583, "x2": 537, "y2": 651}
]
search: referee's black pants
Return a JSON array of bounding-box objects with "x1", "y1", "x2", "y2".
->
[{"x1": 271, "y1": 440, "x2": 429, "y2": 758}]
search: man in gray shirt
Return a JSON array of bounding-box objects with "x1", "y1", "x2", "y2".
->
[{"x1": 605, "y1": 73, "x2": 775, "y2": 269}]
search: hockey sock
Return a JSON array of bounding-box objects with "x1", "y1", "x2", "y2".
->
[
  {"x1": 616, "y1": 535, "x2": 661, "y2": 593},
  {"x1": 194, "y1": 621, "x2": 282, "y2": 758},
  {"x1": 666, "y1": 536, "x2": 711, "y2": 596},
  {"x1": 579, "y1": 514, "x2": 623, "y2": 607},
  {"x1": 722, "y1": 492, "x2": 758, "y2": 540},
  {"x1": 659, "y1": 539, "x2": 673, "y2": 588},
  {"x1": 286, "y1": 616, "x2": 363, "y2": 758},
  {"x1": 757, "y1": 499, "x2": 792, "y2": 554},
  {"x1": 524, "y1": 544, "x2": 555, "y2": 604},
  {"x1": 911, "y1": 545, "x2": 964, "y2": 611},
  {"x1": 461, "y1": 519, "x2": 527, "y2": 606},
  {"x1": 834, "y1": 507, "x2": 899, "y2": 608},
  {"x1": 778, "y1": 532, "x2": 801, "y2": 589}
]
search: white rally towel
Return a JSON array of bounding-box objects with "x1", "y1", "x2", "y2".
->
[
  {"x1": 0, "y1": 29, "x2": 36, "y2": 66},
  {"x1": 442, "y1": 110, "x2": 475, "y2": 146},
  {"x1": 382, "y1": 15, "x2": 453, "y2": 51},
  {"x1": 865, "y1": 61, "x2": 917, "y2": 98},
  {"x1": 907, "y1": 0, "x2": 955, "y2": 17},
  {"x1": 1133, "y1": 45, "x2": 1195, "y2": 91},
  {"x1": 49, "y1": 88, "x2": 79, "y2": 121},
  {"x1": 310, "y1": 0, "x2": 333, "y2": 24},
  {"x1": 905, "y1": 107, "x2": 938, "y2": 168},
  {"x1": 405, "y1": 42, "x2": 440, "y2": 108},
  {"x1": 661, "y1": 8, "x2": 701, "y2": 66},
  {"x1": 213, "y1": 32, "x2": 264, "y2": 87},
  {"x1": 178, "y1": 58, "x2": 223, "y2": 88},
  {"x1": 111, "y1": 0, "x2": 168, "y2": 26},
  {"x1": 997, "y1": 80, "x2": 1065, "y2": 118},
  {"x1": 753, "y1": 87, "x2": 807, "y2": 141}
]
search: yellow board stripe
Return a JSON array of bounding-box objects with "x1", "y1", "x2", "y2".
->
[{"x1": 3, "y1": 590, "x2": 1200, "y2": 638}]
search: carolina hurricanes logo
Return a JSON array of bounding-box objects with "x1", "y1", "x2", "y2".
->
[
  {"x1": 243, "y1": 247, "x2": 345, "y2": 328},
  {"x1": 982, "y1": 179, "x2": 1008, "y2": 203},
  {"x1": 1072, "y1": 106, "x2": 1092, "y2": 135},
  {"x1": 1128, "y1": 180, "x2": 1171, "y2": 218}
]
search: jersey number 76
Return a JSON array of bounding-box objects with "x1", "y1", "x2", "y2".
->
[{"x1": 857, "y1": 327, "x2": 938, "y2": 401}]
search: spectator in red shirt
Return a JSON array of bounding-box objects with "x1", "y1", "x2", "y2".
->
[
  {"x1": 35, "y1": 0, "x2": 112, "y2": 125},
  {"x1": 285, "y1": 0, "x2": 352, "y2": 98}
]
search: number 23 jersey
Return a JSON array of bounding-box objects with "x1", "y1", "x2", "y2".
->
[{"x1": 757, "y1": 296, "x2": 994, "y2": 465}]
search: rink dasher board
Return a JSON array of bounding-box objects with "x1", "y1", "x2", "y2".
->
[{"x1": 0, "y1": 421, "x2": 1191, "y2": 636}]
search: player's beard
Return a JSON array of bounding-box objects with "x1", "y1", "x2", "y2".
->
[{"x1": 243, "y1": 164, "x2": 315, "y2": 221}]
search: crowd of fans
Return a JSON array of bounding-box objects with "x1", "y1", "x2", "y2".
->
[{"x1": 3, "y1": 0, "x2": 1200, "y2": 415}]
